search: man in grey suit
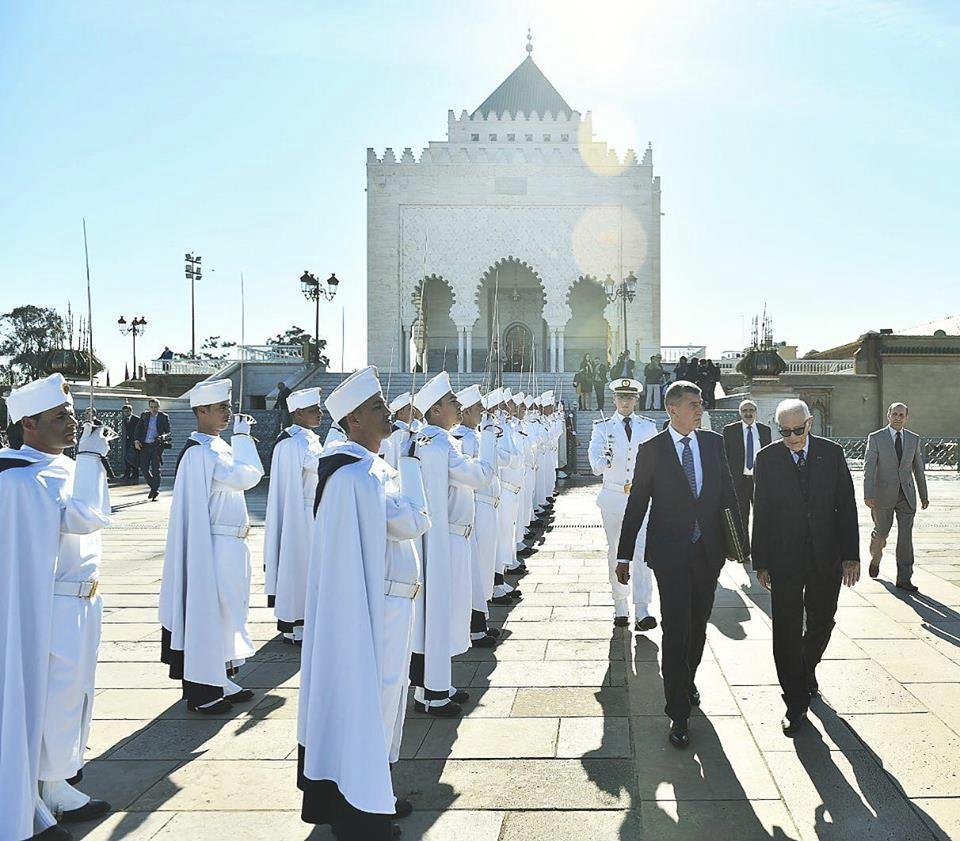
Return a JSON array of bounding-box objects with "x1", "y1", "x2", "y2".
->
[{"x1": 864, "y1": 402, "x2": 929, "y2": 592}]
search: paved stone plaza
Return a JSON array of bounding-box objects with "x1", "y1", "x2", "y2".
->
[{"x1": 68, "y1": 469, "x2": 960, "y2": 840}]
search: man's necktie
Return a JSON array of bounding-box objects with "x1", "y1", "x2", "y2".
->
[
  {"x1": 623, "y1": 415, "x2": 632, "y2": 442},
  {"x1": 795, "y1": 449, "x2": 809, "y2": 501},
  {"x1": 896, "y1": 431, "x2": 903, "y2": 464},
  {"x1": 680, "y1": 436, "x2": 702, "y2": 542},
  {"x1": 746, "y1": 426, "x2": 755, "y2": 470}
]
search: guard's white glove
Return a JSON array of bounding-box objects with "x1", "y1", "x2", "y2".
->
[
  {"x1": 78, "y1": 421, "x2": 114, "y2": 456},
  {"x1": 233, "y1": 414, "x2": 256, "y2": 435}
]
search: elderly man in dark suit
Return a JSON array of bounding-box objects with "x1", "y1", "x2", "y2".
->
[
  {"x1": 864, "y1": 402, "x2": 929, "y2": 592},
  {"x1": 722, "y1": 399, "x2": 772, "y2": 534},
  {"x1": 617, "y1": 381, "x2": 745, "y2": 749},
  {"x1": 135, "y1": 398, "x2": 171, "y2": 500},
  {"x1": 752, "y1": 398, "x2": 860, "y2": 736}
]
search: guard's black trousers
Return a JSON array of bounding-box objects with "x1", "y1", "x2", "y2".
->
[
  {"x1": 770, "y1": 557, "x2": 842, "y2": 713},
  {"x1": 653, "y1": 539, "x2": 720, "y2": 723}
]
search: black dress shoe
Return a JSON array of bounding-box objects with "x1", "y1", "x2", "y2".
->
[
  {"x1": 61, "y1": 798, "x2": 111, "y2": 823},
  {"x1": 34, "y1": 826, "x2": 73, "y2": 840},
  {"x1": 669, "y1": 719, "x2": 690, "y2": 749},
  {"x1": 393, "y1": 797, "x2": 413, "y2": 819},
  {"x1": 614, "y1": 616, "x2": 630, "y2": 628},
  {"x1": 781, "y1": 711, "x2": 807, "y2": 736},
  {"x1": 471, "y1": 635, "x2": 497, "y2": 648},
  {"x1": 635, "y1": 616, "x2": 658, "y2": 632},
  {"x1": 489, "y1": 594, "x2": 515, "y2": 605},
  {"x1": 486, "y1": 627, "x2": 502, "y2": 639},
  {"x1": 517, "y1": 546, "x2": 536, "y2": 558},
  {"x1": 507, "y1": 565, "x2": 528, "y2": 577},
  {"x1": 187, "y1": 698, "x2": 233, "y2": 714},
  {"x1": 689, "y1": 686, "x2": 701, "y2": 707},
  {"x1": 509, "y1": 588, "x2": 523, "y2": 599},
  {"x1": 225, "y1": 688, "x2": 255, "y2": 703},
  {"x1": 450, "y1": 689, "x2": 470, "y2": 703},
  {"x1": 896, "y1": 581, "x2": 919, "y2": 593},
  {"x1": 422, "y1": 701, "x2": 462, "y2": 717}
]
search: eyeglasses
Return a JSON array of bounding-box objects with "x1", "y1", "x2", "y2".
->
[{"x1": 779, "y1": 425, "x2": 807, "y2": 437}]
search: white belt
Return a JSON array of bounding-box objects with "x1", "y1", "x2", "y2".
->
[
  {"x1": 450, "y1": 523, "x2": 473, "y2": 539},
  {"x1": 384, "y1": 580, "x2": 420, "y2": 599},
  {"x1": 477, "y1": 494, "x2": 500, "y2": 508},
  {"x1": 54, "y1": 580, "x2": 99, "y2": 599},
  {"x1": 211, "y1": 524, "x2": 251, "y2": 539},
  {"x1": 603, "y1": 480, "x2": 633, "y2": 494},
  {"x1": 502, "y1": 480, "x2": 521, "y2": 494}
]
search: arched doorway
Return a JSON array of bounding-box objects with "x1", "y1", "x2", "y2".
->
[
  {"x1": 410, "y1": 275, "x2": 456, "y2": 372},
  {"x1": 502, "y1": 323, "x2": 533, "y2": 372},
  {"x1": 565, "y1": 276, "x2": 609, "y2": 373}
]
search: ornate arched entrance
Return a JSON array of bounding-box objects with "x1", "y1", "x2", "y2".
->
[{"x1": 502, "y1": 322, "x2": 533, "y2": 372}]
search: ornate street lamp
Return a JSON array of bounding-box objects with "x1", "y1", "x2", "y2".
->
[
  {"x1": 300, "y1": 271, "x2": 340, "y2": 361},
  {"x1": 118, "y1": 315, "x2": 147, "y2": 379},
  {"x1": 604, "y1": 271, "x2": 638, "y2": 354},
  {"x1": 185, "y1": 253, "x2": 202, "y2": 358}
]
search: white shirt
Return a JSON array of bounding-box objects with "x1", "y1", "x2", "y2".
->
[
  {"x1": 668, "y1": 425, "x2": 702, "y2": 495},
  {"x1": 888, "y1": 425, "x2": 904, "y2": 443},
  {"x1": 742, "y1": 421, "x2": 758, "y2": 476}
]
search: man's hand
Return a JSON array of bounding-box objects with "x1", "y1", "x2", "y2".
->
[
  {"x1": 233, "y1": 414, "x2": 255, "y2": 435},
  {"x1": 78, "y1": 422, "x2": 112, "y2": 456},
  {"x1": 134, "y1": 440, "x2": 142, "y2": 451},
  {"x1": 757, "y1": 569, "x2": 771, "y2": 590},
  {"x1": 842, "y1": 560, "x2": 860, "y2": 588},
  {"x1": 922, "y1": 499, "x2": 930, "y2": 510},
  {"x1": 864, "y1": 498, "x2": 876, "y2": 509},
  {"x1": 615, "y1": 562, "x2": 630, "y2": 585}
]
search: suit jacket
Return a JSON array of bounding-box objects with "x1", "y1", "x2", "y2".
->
[
  {"x1": 135, "y1": 411, "x2": 171, "y2": 444},
  {"x1": 751, "y1": 436, "x2": 859, "y2": 578},
  {"x1": 863, "y1": 426, "x2": 927, "y2": 511},
  {"x1": 617, "y1": 428, "x2": 744, "y2": 572},
  {"x1": 723, "y1": 421, "x2": 772, "y2": 477}
]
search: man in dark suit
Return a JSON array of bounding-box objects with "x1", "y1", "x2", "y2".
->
[
  {"x1": 722, "y1": 399, "x2": 772, "y2": 534},
  {"x1": 617, "y1": 381, "x2": 745, "y2": 749},
  {"x1": 752, "y1": 399, "x2": 860, "y2": 736},
  {"x1": 120, "y1": 403, "x2": 140, "y2": 483},
  {"x1": 135, "y1": 398, "x2": 171, "y2": 500}
]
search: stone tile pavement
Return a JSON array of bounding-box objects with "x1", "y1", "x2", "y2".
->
[{"x1": 68, "y1": 469, "x2": 960, "y2": 839}]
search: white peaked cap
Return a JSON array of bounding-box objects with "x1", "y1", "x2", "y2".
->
[
  {"x1": 7, "y1": 373, "x2": 74, "y2": 424},
  {"x1": 541, "y1": 391, "x2": 555, "y2": 406},
  {"x1": 455, "y1": 384, "x2": 482, "y2": 409},
  {"x1": 483, "y1": 387, "x2": 503, "y2": 409},
  {"x1": 189, "y1": 378, "x2": 232, "y2": 408},
  {"x1": 413, "y1": 371, "x2": 452, "y2": 416},
  {"x1": 388, "y1": 391, "x2": 412, "y2": 413},
  {"x1": 325, "y1": 366, "x2": 381, "y2": 422},
  {"x1": 524, "y1": 395, "x2": 535, "y2": 408},
  {"x1": 287, "y1": 387, "x2": 322, "y2": 413},
  {"x1": 609, "y1": 377, "x2": 643, "y2": 395}
]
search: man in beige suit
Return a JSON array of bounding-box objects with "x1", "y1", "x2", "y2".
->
[{"x1": 864, "y1": 402, "x2": 929, "y2": 592}]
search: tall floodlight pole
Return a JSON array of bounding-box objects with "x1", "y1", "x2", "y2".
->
[
  {"x1": 118, "y1": 315, "x2": 148, "y2": 379},
  {"x1": 604, "y1": 271, "x2": 638, "y2": 354},
  {"x1": 185, "y1": 253, "x2": 202, "y2": 357},
  {"x1": 300, "y1": 271, "x2": 340, "y2": 363}
]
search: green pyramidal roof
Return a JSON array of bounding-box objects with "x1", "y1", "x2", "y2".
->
[{"x1": 472, "y1": 55, "x2": 574, "y2": 119}]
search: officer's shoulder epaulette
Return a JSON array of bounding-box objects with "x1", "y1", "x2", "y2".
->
[{"x1": 593, "y1": 417, "x2": 606, "y2": 424}]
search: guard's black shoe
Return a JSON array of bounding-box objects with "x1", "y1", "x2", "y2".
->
[
  {"x1": 635, "y1": 616, "x2": 658, "y2": 632},
  {"x1": 782, "y1": 711, "x2": 807, "y2": 736},
  {"x1": 450, "y1": 689, "x2": 470, "y2": 703},
  {"x1": 60, "y1": 798, "x2": 111, "y2": 823},
  {"x1": 34, "y1": 826, "x2": 73, "y2": 839},
  {"x1": 517, "y1": 546, "x2": 536, "y2": 558},
  {"x1": 489, "y1": 594, "x2": 515, "y2": 605},
  {"x1": 689, "y1": 685, "x2": 701, "y2": 707},
  {"x1": 225, "y1": 688, "x2": 255, "y2": 703},
  {"x1": 486, "y1": 627, "x2": 502, "y2": 639},
  {"x1": 188, "y1": 698, "x2": 232, "y2": 714},
  {"x1": 614, "y1": 616, "x2": 630, "y2": 628},
  {"x1": 506, "y1": 565, "x2": 528, "y2": 577},
  {"x1": 669, "y1": 719, "x2": 690, "y2": 749},
  {"x1": 423, "y1": 701, "x2": 462, "y2": 717},
  {"x1": 393, "y1": 798, "x2": 413, "y2": 819},
  {"x1": 471, "y1": 635, "x2": 497, "y2": 648},
  {"x1": 508, "y1": 588, "x2": 523, "y2": 599},
  {"x1": 896, "y1": 581, "x2": 919, "y2": 593}
]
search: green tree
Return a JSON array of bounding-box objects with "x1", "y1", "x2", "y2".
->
[
  {"x1": 0, "y1": 305, "x2": 66, "y2": 383},
  {"x1": 197, "y1": 335, "x2": 237, "y2": 362},
  {"x1": 267, "y1": 325, "x2": 328, "y2": 366}
]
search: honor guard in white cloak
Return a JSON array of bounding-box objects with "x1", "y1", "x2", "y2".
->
[
  {"x1": 0, "y1": 375, "x2": 112, "y2": 840},
  {"x1": 515, "y1": 394, "x2": 542, "y2": 560},
  {"x1": 323, "y1": 420, "x2": 347, "y2": 448},
  {"x1": 409, "y1": 372, "x2": 496, "y2": 716},
  {"x1": 382, "y1": 392, "x2": 421, "y2": 470},
  {"x1": 297, "y1": 366, "x2": 431, "y2": 839},
  {"x1": 589, "y1": 378, "x2": 658, "y2": 630},
  {"x1": 159, "y1": 379, "x2": 264, "y2": 713},
  {"x1": 263, "y1": 387, "x2": 323, "y2": 646},
  {"x1": 489, "y1": 388, "x2": 525, "y2": 605},
  {"x1": 452, "y1": 384, "x2": 500, "y2": 649}
]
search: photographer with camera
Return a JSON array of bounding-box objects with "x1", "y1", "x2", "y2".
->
[{"x1": 135, "y1": 398, "x2": 171, "y2": 501}]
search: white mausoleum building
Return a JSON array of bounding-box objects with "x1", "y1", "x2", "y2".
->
[{"x1": 366, "y1": 35, "x2": 661, "y2": 374}]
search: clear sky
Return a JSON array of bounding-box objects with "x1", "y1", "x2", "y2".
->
[{"x1": 1, "y1": 0, "x2": 957, "y2": 381}]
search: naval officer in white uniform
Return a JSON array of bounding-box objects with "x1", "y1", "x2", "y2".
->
[{"x1": 589, "y1": 378, "x2": 658, "y2": 630}]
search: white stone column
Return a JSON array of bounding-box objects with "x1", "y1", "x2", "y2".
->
[
  {"x1": 557, "y1": 328, "x2": 566, "y2": 373},
  {"x1": 457, "y1": 328, "x2": 465, "y2": 373},
  {"x1": 465, "y1": 329, "x2": 473, "y2": 373},
  {"x1": 549, "y1": 330, "x2": 558, "y2": 373}
]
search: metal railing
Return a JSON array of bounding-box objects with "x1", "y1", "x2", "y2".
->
[
  {"x1": 716, "y1": 357, "x2": 856, "y2": 375},
  {"x1": 659, "y1": 345, "x2": 706, "y2": 363},
  {"x1": 836, "y1": 437, "x2": 960, "y2": 471},
  {"x1": 147, "y1": 359, "x2": 220, "y2": 375},
  {"x1": 238, "y1": 344, "x2": 304, "y2": 362}
]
